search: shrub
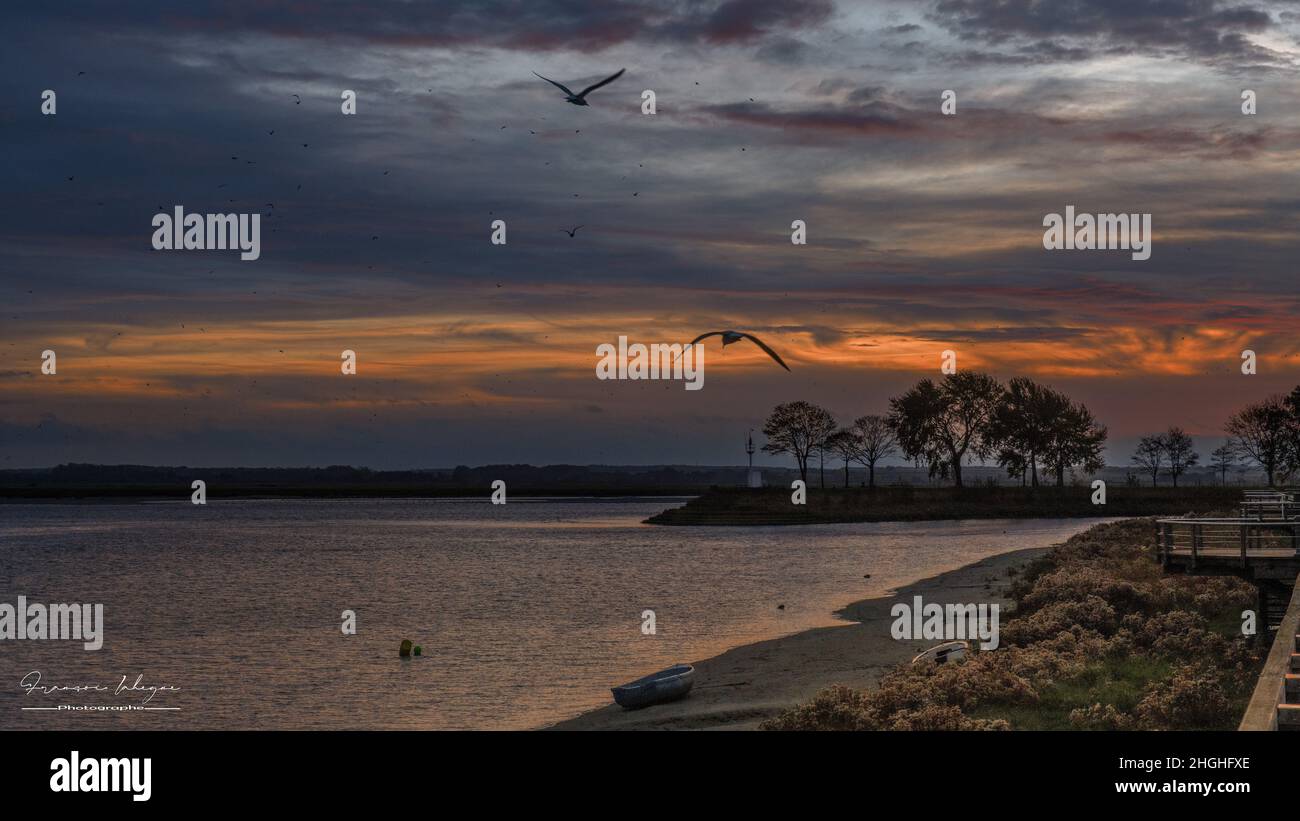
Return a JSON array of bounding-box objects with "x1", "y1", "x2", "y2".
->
[
  {"x1": 1134, "y1": 666, "x2": 1232, "y2": 730},
  {"x1": 1018, "y1": 566, "x2": 1151, "y2": 616},
  {"x1": 1069, "y1": 703, "x2": 1134, "y2": 730},
  {"x1": 1000, "y1": 595, "x2": 1118, "y2": 644},
  {"x1": 760, "y1": 685, "x2": 879, "y2": 731},
  {"x1": 887, "y1": 704, "x2": 1009, "y2": 731},
  {"x1": 763, "y1": 517, "x2": 1266, "y2": 732}
]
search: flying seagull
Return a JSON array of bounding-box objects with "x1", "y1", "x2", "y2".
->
[
  {"x1": 687, "y1": 331, "x2": 790, "y2": 371},
  {"x1": 560, "y1": 225, "x2": 583, "y2": 237},
  {"x1": 533, "y1": 68, "x2": 625, "y2": 106}
]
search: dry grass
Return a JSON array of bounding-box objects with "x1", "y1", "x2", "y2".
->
[{"x1": 762, "y1": 519, "x2": 1264, "y2": 731}]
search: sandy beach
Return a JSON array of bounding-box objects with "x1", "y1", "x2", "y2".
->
[{"x1": 548, "y1": 544, "x2": 1050, "y2": 730}]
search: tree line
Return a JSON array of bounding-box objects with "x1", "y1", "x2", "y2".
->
[
  {"x1": 1131, "y1": 386, "x2": 1300, "y2": 487},
  {"x1": 760, "y1": 372, "x2": 1106, "y2": 488}
]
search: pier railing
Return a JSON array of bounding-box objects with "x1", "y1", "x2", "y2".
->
[
  {"x1": 1160, "y1": 493, "x2": 1300, "y2": 731},
  {"x1": 1239, "y1": 499, "x2": 1297, "y2": 520},
  {"x1": 1156, "y1": 518, "x2": 1300, "y2": 568},
  {"x1": 1240, "y1": 579, "x2": 1300, "y2": 731}
]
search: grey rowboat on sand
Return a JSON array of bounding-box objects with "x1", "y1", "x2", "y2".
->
[{"x1": 611, "y1": 664, "x2": 695, "y2": 709}]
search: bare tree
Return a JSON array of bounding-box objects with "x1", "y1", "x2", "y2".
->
[
  {"x1": 1209, "y1": 441, "x2": 1236, "y2": 486},
  {"x1": 851, "y1": 414, "x2": 897, "y2": 489},
  {"x1": 888, "y1": 372, "x2": 1002, "y2": 488},
  {"x1": 761, "y1": 401, "x2": 838, "y2": 486},
  {"x1": 1162, "y1": 426, "x2": 1198, "y2": 488},
  {"x1": 818, "y1": 439, "x2": 827, "y2": 488},
  {"x1": 1225, "y1": 396, "x2": 1292, "y2": 487},
  {"x1": 1131, "y1": 435, "x2": 1165, "y2": 487},
  {"x1": 825, "y1": 428, "x2": 860, "y2": 488},
  {"x1": 1286, "y1": 386, "x2": 1300, "y2": 483}
]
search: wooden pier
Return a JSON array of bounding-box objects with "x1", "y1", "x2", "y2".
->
[
  {"x1": 1240, "y1": 581, "x2": 1300, "y2": 731},
  {"x1": 1156, "y1": 518, "x2": 1300, "y2": 574},
  {"x1": 1156, "y1": 491, "x2": 1300, "y2": 730}
]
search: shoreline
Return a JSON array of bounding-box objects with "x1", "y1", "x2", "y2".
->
[
  {"x1": 646, "y1": 485, "x2": 1243, "y2": 526},
  {"x1": 0, "y1": 494, "x2": 697, "y2": 505},
  {"x1": 546, "y1": 544, "x2": 1050, "y2": 730},
  {"x1": 0, "y1": 491, "x2": 702, "y2": 503}
]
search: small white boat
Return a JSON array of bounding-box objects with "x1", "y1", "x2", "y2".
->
[
  {"x1": 910, "y1": 641, "x2": 969, "y2": 665},
  {"x1": 611, "y1": 664, "x2": 695, "y2": 709}
]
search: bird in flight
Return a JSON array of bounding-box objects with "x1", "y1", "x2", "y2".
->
[
  {"x1": 533, "y1": 68, "x2": 625, "y2": 106},
  {"x1": 687, "y1": 331, "x2": 790, "y2": 371},
  {"x1": 560, "y1": 225, "x2": 583, "y2": 237}
]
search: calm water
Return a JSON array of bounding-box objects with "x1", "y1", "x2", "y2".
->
[{"x1": 0, "y1": 499, "x2": 1111, "y2": 729}]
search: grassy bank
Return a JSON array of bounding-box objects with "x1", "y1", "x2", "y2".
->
[
  {"x1": 761, "y1": 518, "x2": 1265, "y2": 730},
  {"x1": 646, "y1": 485, "x2": 1247, "y2": 525}
]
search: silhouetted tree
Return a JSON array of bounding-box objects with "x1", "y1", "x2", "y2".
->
[
  {"x1": 888, "y1": 372, "x2": 1002, "y2": 488},
  {"x1": 1043, "y1": 401, "x2": 1107, "y2": 486},
  {"x1": 989, "y1": 378, "x2": 1107, "y2": 487},
  {"x1": 990, "y1": 378, "x2": 1066, "y2": 486},
  {"x1": 997, "y1": 446, "x2": 1029, "y2": 486},
  {"x1": 1285, "y1": 387, "x2": 1300, "y2": 482},
  {"x1": 851, "y1": 414, "x2": 897, "y2": 489},
  {"x1": 1132, "y1": 435, "x2": 1165, "y2": 487},
  {"x1": 1226, "y1": 396, "x2": 1292, "y2": 487},
  {"x1": 1162, "y1": 426, "x2": 1198, "y2": 488},
  {"x1": 761, "y1": 401, "x2": 838, "y2": 486},
  {"x1": 825, "y1": 428, "x2": 860, "y2": 488},
  {"x1": 818, "y1": 438, "x2": 828, "y2": 488},
  {"x1": 1209, "y1": 441, "x2": 1236, "y2": 486}
]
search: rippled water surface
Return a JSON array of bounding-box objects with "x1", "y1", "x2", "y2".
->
[{"x1": 0, "y1": 499, "x2": 1113, "y2": 729}]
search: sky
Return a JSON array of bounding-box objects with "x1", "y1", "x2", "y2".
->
[{"x1": 4, "y1": 0, "x2": 1300, "y2": 469}]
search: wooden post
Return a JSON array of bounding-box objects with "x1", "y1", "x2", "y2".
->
[
  {"x1": 1241, "y1": 522, "x2": 1249, "y2": 568},
  {"x1": 1191, "y1": 523, "x2": 1199, "y2": 569}
]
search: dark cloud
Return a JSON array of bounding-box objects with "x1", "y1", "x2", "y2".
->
[
  {"x1": 701, "y1": 0, "x2": 833, "y2": 43},
  {"x1": 929, "y1": 0, "x2": 1285, "y2": 66},
  {"x1": 755, "y1": 35, "x2": 815, "y2": 64},
  {"x1": 1093, "y1": 125, "x2": 1273, "y2": 159},
  {"x1": 944, "y1": 41, "x2": 1101, "y2": 66},
  {"x1": 19, "y1": 0, "x2": 832, "y2": 52},
  {"x1": 907, "y1": 326, "x2": 1094, "y2": 343},
  {"x1": 695, "y1": 92, "x2": 1274, "y2": 162},
  {"x1": 6, "y1": 0, "x2": 1300, "y2": 468},
  {"x1": 699, "y1": 99, "x2": 922, "y2": 136}
]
